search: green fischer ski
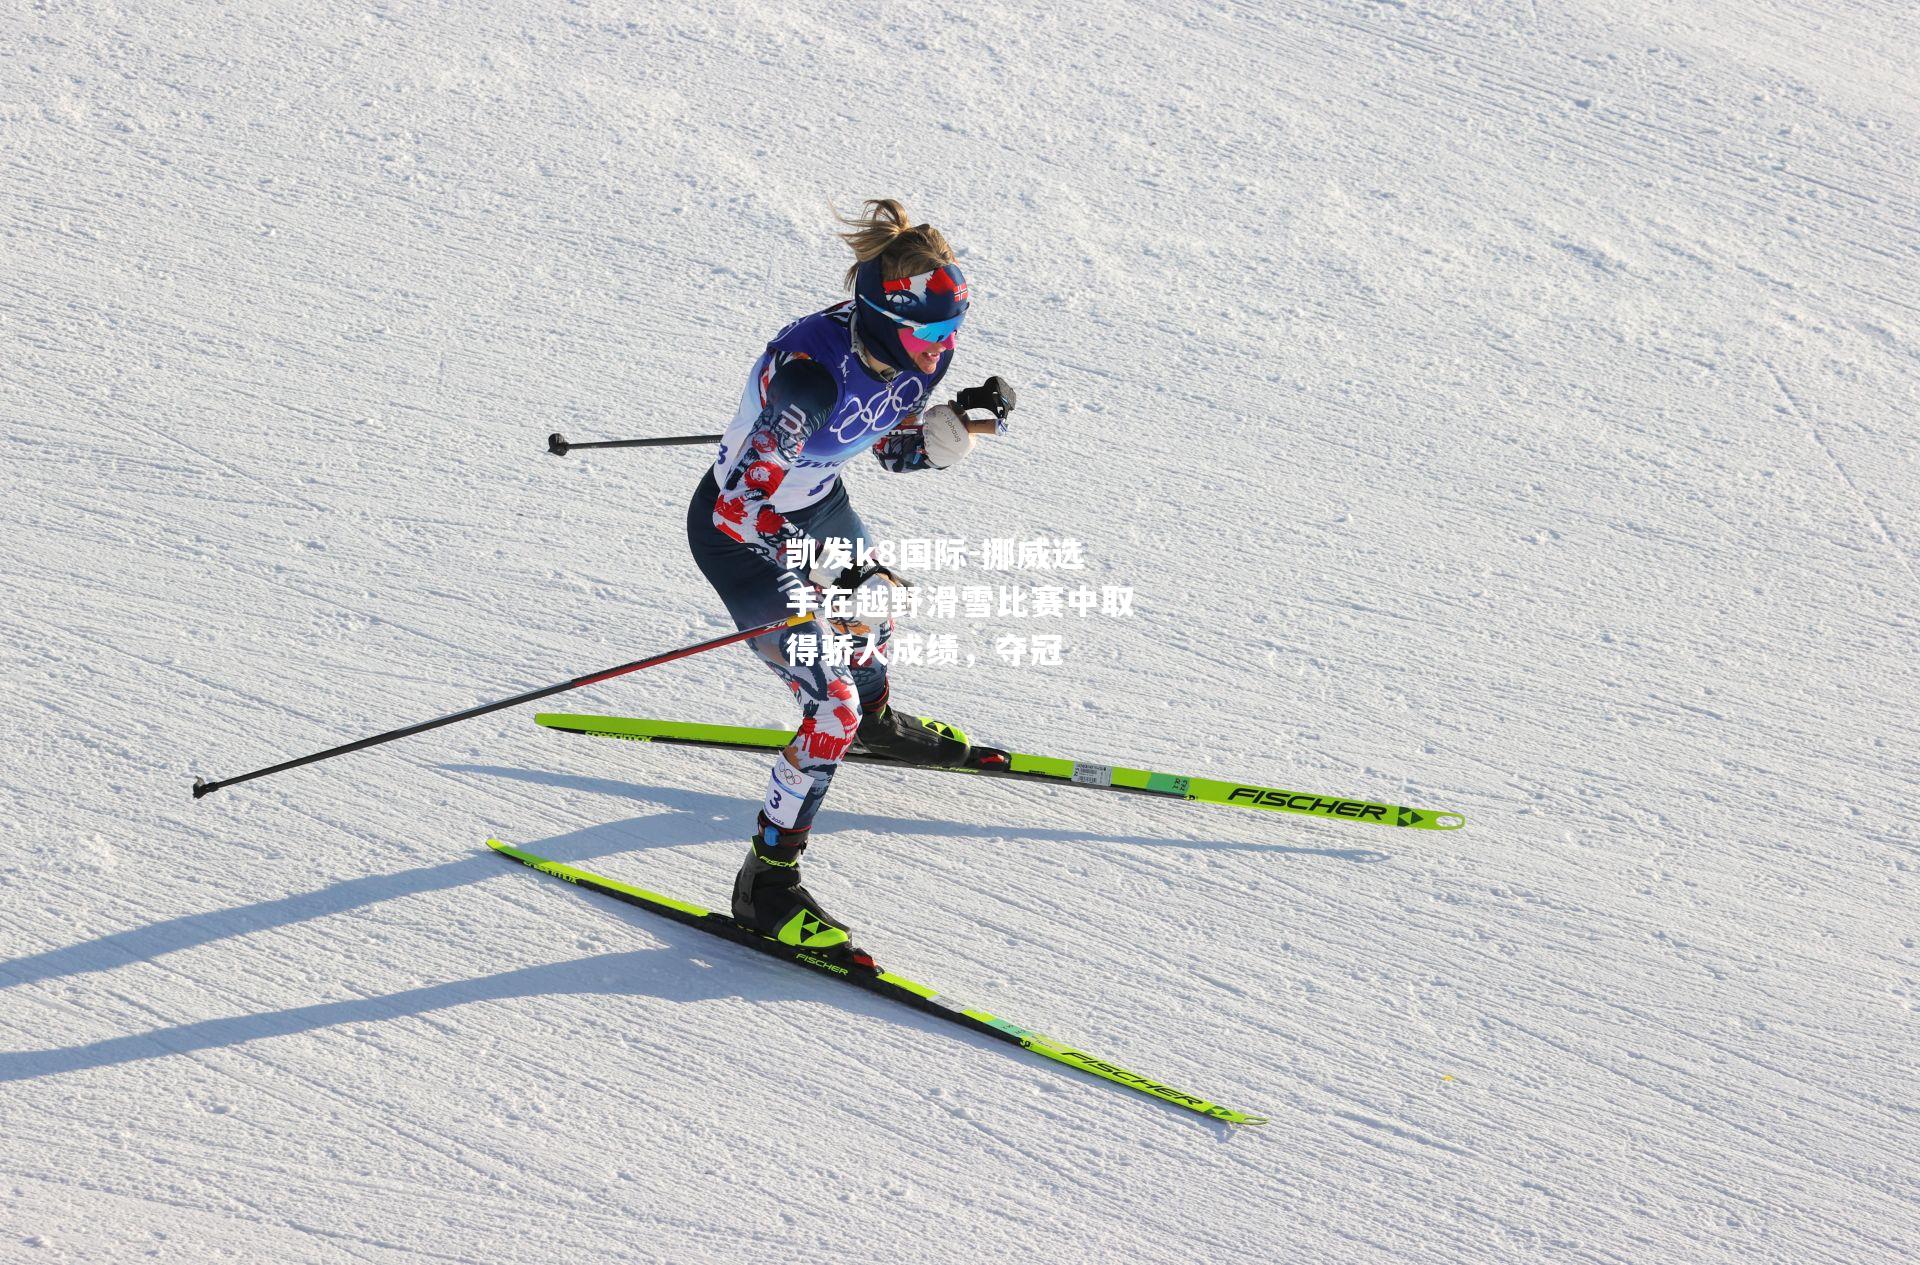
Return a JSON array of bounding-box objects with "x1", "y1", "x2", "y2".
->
[
  {"x1": 487, "y1": 839, "x2": 1267, "y2": 1127},
  {"x1": 535, "y1": 712, "x2": 1466, "y2": 831}
]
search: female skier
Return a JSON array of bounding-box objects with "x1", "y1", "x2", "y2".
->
[{"x1": 686, "y1": 199, "x2": 1013, "y2": 957}]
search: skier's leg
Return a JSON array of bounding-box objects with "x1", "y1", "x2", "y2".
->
[
  {"x1": 687, "y1": 474, "x2": 867, "y2": 947},
  {"x1": 727, "y1": 627, "x2": 863, "y2": 946}
]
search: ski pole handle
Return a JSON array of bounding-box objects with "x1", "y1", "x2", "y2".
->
[{"x1": 954, "y1": 376, "x2": 1016, "y2": 432}]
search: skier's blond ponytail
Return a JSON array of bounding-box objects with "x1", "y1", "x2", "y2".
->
[{"x1": 836, "y1": 199, "x2": 955, "y2": 287}]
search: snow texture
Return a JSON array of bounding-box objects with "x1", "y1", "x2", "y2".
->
[{"x1": 3, "y1": 2, "x2": 1916, "y2": 1262}]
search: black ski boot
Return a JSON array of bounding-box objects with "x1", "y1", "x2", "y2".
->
[
  {"x1": 731, "y1": 817, "x2": 869, "y2": 964},
  {"x1": 854, "y1": 695, "x2": 972, "y2": 767}
]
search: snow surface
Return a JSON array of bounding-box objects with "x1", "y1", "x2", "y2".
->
[{"x1": 4, "y1": 2, "x2": 1917, "y2": 1261}]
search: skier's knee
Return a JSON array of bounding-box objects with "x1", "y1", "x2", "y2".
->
[{"x1": 794, "y1": 677, "x2": 862, "y2": 767}]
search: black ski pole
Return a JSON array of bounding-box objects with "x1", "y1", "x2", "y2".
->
[
  {"x1": 548, "y1": 432, "x2": 724, "y2": 456},
  {"x1": 192, "y1": 613, "x2": 810, "y2": 799},
  {"x1": 545, "y1": 379, "x2": 1014, "y2": 456}
]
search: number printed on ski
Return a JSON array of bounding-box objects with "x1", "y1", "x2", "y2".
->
[{"x1": 533, "y1": 713, "x2": 1467, "y2": 831}]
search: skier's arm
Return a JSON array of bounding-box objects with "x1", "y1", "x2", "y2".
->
[
  {"x1": 877, "y1": 378, "x2": 1016, "y2": 472},
  {"x1": 876, "y1": 377, "x2": 1016, "y2": 473},
  {"x1": 712, "y1": 358, "x2": 838, "y2": 567}
]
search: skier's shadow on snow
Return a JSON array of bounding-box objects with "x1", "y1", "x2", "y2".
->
[
  {"x1": 452, "y1": 763, "x2": 1394, "y2": 863},
  {"x1": 0, "y1": 900, "x2": 1022, "y2": 1090},
  {"x1": 0, "y1": 763, "x2": 1378, "y2": 996},
  {"x1": 0, "y1": 946, "x2": 735, "y2": 1084},
  {"x1": 0, "y1": 808, "x2": 713, "y2": 993},
  {"x1": 0, "y1": 805, "x2": 869, "y2": 1083}
]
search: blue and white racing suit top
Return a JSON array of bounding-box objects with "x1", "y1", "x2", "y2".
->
[{"x1": 709, "y1": 301, "x2": 949, "y2": 563}]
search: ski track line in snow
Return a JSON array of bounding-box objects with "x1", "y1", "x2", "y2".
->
[{"x1": 1763, "y1": 359, "x2": 1919, "y2": 589}]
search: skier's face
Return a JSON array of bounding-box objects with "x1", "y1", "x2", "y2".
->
[{"x1": 895, "y1": 315, "x2": 955, "y2": 375}]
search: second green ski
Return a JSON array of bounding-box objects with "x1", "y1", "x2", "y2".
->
[{"x1": 534, "y1": 712, "x2": 1466, "y2": 830}]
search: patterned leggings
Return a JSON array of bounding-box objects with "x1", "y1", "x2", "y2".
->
[{"x1": 687, "y1": 470, "x2": 891, "y2": 833}]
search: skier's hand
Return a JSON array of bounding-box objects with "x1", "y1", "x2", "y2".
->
[{"x1": 920, "y1": 403, "x2": 976, "y2": 468}]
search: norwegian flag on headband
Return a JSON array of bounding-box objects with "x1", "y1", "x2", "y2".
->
[{"x1": 881, "y1": 266, "x2": 969, "y2": 310}]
